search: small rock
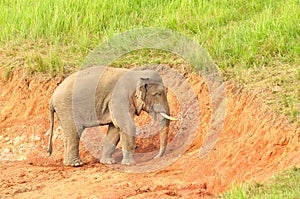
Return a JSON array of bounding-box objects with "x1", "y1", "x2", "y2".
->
[
  {"x1": 272, "y1": 85, "x2": 281, "y2": 92},
  {"x1": 3, "y1": 148, "x2": 12, "y2": 153},
  {"x1": 17, "y1": 156, "x2": 27, "y2": 161}
]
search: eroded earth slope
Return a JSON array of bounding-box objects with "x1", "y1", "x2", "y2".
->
[{"x1": 0, "y1": 68, "x2": 299, "y2": 198}]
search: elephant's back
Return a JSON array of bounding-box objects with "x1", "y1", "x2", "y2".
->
[
  {"x1": 51, "y1": 66, "x2": 130, "y2": 110},
  {"x1": 98, "y1": 67, "x2": 129, "y2": 89}
]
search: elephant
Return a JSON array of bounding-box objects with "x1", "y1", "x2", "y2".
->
[{"x1": 47, "y1": 66, "x2": 177, "y2": 166}]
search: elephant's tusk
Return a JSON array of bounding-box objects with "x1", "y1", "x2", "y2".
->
[{"x1": 160, "y1": 112, "x2": 178, "y2": 121}]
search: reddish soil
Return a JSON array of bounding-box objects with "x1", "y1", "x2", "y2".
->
[{"x1": 0, "y1": 67, "x2": 299, "y2": 198}]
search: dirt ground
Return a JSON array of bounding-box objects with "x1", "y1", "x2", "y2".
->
[{"x1": 0, "y1": 67, "x2": 299, "y2": 198}]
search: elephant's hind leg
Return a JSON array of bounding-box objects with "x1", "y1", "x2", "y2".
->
[
  {"x1": 62, "y1": 124, "x2": 83, "y2": 167},
  {"x1": 100, "y1": 124, "x2": 120, "y2": 164}
]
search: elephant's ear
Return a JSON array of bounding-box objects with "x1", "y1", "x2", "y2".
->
[
  {"x1": 136, "y1": 77, "x2": 149, "y2": 100},
  {"x1": 135, "y1": 77, "x2": 149, "y2": 114}
]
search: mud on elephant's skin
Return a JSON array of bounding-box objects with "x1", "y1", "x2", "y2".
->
[{"x1": 47, "y1": 66, "x2": 177, "y2": 167}]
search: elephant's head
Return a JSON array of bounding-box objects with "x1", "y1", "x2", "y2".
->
[
  {"x1": 133, "y1": 70, "x2": 177, "y2": 158},
  {"x1": 134, "y1": 70, "x2": 175, "y2": 119}
]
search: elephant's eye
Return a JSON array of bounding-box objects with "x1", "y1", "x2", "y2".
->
[{"x1": 151, "y1": 91, "x2": 163, "y2": 96}]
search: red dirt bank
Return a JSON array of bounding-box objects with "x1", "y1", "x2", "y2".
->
[{"x1": 0, "y1": 68, "x2": 299, "y2": 198}]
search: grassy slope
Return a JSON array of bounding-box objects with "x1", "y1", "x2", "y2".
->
[
  {"x1": 222, "y1": 167, "x2": 300, "y2": 199},
  {"x1": 0, "y1": 0, "x2": 299, "y2": 123},
  {"x1": 0, "y1": 0, "x2": 299, "y2": 196}
]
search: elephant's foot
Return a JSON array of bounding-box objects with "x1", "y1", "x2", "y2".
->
[
  {"x1": 121, "y1": 151, "x2": 136, "y2": 165},
  {"x1": 100, "y1": 157, "x2": 116, "y2": 164},
  {"x1": 63, "y1": 158, "x2": 83, "y2": 167},
  {"x1": 121, "y1": 158, "x2": 136, "y2": 165}
]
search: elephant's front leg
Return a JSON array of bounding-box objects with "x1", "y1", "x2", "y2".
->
[
  {"x1": 120, "y1": 131, "x2": 136, "y2": 165},
  {"x1": 100, "y1": 124, "x2": 120, "y2": 164}
]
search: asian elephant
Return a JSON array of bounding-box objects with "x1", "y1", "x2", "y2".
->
[{"x1": 47, "y1": 66, "x2": 177, "y2": 166}]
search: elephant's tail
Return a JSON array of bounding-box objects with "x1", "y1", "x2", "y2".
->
[{"x1": 47, "y1": 97, "x2": 55, "y2": 157}]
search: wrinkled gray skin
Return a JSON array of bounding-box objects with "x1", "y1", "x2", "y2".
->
[{"x1": 47, "y1": 66, "x2": 171, "y2": 166}]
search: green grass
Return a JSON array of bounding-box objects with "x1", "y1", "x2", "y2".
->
[
  {"x1": 0, "y1": 1, "x2": 299, "y2": 195},
  {"x1": 1, "y1": 0, "x2": 299, "y2": 72},
  {"x1": 222, "y1": 167, "x2": 300, "y2": 199}
]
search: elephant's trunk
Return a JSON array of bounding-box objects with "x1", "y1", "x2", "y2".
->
[
  {"x1": 151, "y1": 104, "x2": 175, "y2": 158},
  {"x1": 154, "y1": 124, "x2": 169, "y2": 158}
]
